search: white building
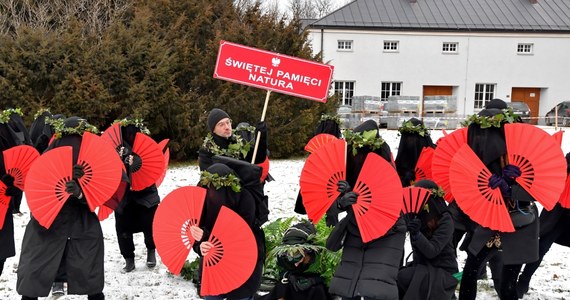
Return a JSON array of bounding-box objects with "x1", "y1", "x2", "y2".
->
[{"x1": 306, "y1": 0, "x2": 570, "y2": 121}]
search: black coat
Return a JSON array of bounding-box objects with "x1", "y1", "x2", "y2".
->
[
  {"x1": 538, "y1": 203, "x2": 570, "y2": 247},
  {"x1": 329, "y1": 216, "x2": 406, "y2": 299},
  {"x1": 399, "y1": 213, "x2": 458, "y2": 300},
  {"x1": 0, "y1": 122, "x2": 21, "y2": 262}
]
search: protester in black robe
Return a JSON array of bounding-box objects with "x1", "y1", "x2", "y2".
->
[
  {"x1": 458, "y1": 99, "x2": 538, "y2": 300},
  {"x1": 295, "y1": 114, "x2": 343, "y2": 226},
  {"x1": 326, "y1": 119, "x2": 406, "y2": 300},
  {"x1": 395, "y1": 118, "x2": 435, "y2": 187},
  {"x1": 398, "y1": 179, "x2": 458, "y2": 300},
  {"x1": 191, "y1": 163, "x2": 265, "y2": 300},
  {"x1": 0, "y1": 118, "x2": 21, "y2": 277},
  {"x1": 516, "y1": 152, "x2": 570, "y2": 298},
  {"x1": 114, "y1": 119, "x2": 160, "y2": 272},
  {"x1": 29, "y1": 110, "x2": 63, "y2": 153},
  {"x1": 256, "y1": 222, "x2": 333, "y2": 300},
  {"x1": 17, "y1": 116, "x2": 105, "y2": 300}
]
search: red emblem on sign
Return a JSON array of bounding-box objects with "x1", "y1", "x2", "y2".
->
[{"x1": 214, "y1": 40, "x2": 334, "y2": 103}]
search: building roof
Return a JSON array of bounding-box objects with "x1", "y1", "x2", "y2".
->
[{"x1": 310, "y1": 0, "x2": 570, "y2": 32}]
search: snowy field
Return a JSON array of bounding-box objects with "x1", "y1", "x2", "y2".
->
[{"x1": 1, "y1": 127, "x2": 570, "y2": 299}]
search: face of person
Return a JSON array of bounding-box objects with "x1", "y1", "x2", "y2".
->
[{"x1": 213, "y1": 117, "x2": 232, "y2": 138}]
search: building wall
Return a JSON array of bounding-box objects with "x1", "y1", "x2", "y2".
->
[{"x1": 308, "y1": 29, "x2": 570, "y2": 117}]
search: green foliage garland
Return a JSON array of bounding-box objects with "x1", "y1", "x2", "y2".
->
[
  {"x1": 461, "y1": 108, "x2": 518, "y2": 128},
  {"x1": 47, "y1": 118, "x2": 99, "y2": 139},
  {"x1": 33, "y1": 108, "x2": 51, "y2": 120},
  {"x1": 0, "y1": 108, "x2": 23, "y2": 124},
  {"x1": 199, "y1": 170, "x2": 241, "y2": 193},
  {"x1": 114, "y1": 118, "x2": 151, "y2": 135},
  {"x1": 320, "y1": 114, "x2": 342, "y2": 126},
  {"x1": 398, "y1": 119, "x2": 430, "y2": 137},
  {"x1": 202, "y1": 133, "x2": 252, "y2": 160},
  {"x1": 343, "y1": 129, "x2": 385, "y2": 156}
]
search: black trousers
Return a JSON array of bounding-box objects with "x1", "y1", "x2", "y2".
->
[
  {"x1": 0, "y1": 258, "x2": 5, "y2": 276},
  {"x1": 115, "y1": 203, "x2": 157, "y2": 258}
]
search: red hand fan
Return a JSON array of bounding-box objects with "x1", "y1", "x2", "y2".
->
[
  {"x1": 25, "y1": 146, "x2": 72, "y2": 229},
  {"x1": 77, "y1": 132, "x2": 124, "y2": 211},
  {"x1": 552, "y1": 131, "x2": 563, "y2": 146},
  {"x1": 415, "y1": 147, "x2": 434, "y2": 181},
  {"x1": 450, "y1": 144, "x2": 514, "y2": 232},
  {"x1": 505, "y1": 123, "x2": 566, "y2": 211},
  {"x1": 131, "y1": 133, "x2": 165, "y2": 191},
  {"x1": 402, "y1": 186, "x2": 432, "y2": 216},
  {"x1": 153, "y1": 186, "x2": 207, "y2": 275},
  {"x1": 97, "y1": 205, "x2": 114, "y2": 221},
  {"x1": 201, "y1": 206, "x2": 257, "y2": 296},
  {"x1": 352, "y1": 152, "x2": 403, "y2": 243},
  {"x1": 0, "y1": 181, "x2": 9, "y2": 230},
  {"x1": 157, "y1": 139, "x2": 170, "y2": 153},
  {"x1": 304, "y1": 133, "x2": 339, "y2": 153},
  {"x1": 100, "y1": 123, "x2": 122, "y2": 149},
  {"x1": 155, "y1": 147, "x2": 170, "y2": 188},
  {"x1": 3, "y1": 145, "x2": 40, "y2": 190},
  {"x1": 558, "y1": 175, "x2": 570, "y2": 209},
  {"x1": 300, "y1": 139, "x2": 346, "y2": 224},
  {"x1": 432, "y1": 127, "x2": 467, "y2": 202}
]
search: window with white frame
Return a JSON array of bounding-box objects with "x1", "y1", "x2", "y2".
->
[
  {"x1": 337, "y1": 40, "x2": 353, "y2": 51},
  {"x1": 334, "y1": 81, "x2": 355, "y2": 106},
  {"x1": 380, "y1": 82, "x2": 402, "y2": 101},
  {"x1": 517, "y1": 43, "x2": 533, "y2": 54},
  {"x1": 442, "y1": 42, "x2": 458, "y2": 53},
  {"x1": 383, "y1": 41, "x2": 399, "y2": 52},
  {"x1": 474, "y1": 83, "x2": 496, "y2": 109}
]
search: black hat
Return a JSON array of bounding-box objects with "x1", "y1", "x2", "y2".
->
[
  {"x1": 205, "y1": 163, "x2": 233, "y2": 177},
  {"x1": 354, "y1": 119, "x2": 378, "y2": 133},
  {"x1": 485, "y1": 99, "x2": 507, "y2": 110},
  {"x1": 207, "y1": 108, "x2": 230, "y2": 132}
]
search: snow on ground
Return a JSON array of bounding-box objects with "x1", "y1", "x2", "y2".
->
[{"x1": 1, "y1": 127, "x2": 570, "y2": 299}]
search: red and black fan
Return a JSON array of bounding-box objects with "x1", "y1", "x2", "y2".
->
[
  {"x1": 155, "y1": 139, "x2": 170, "y2": 188},
  {"x1": 304, "y1": 133, "x2": 339, "y2": 153},
  {"x1": 100, "y1": 122, "x2": 122, "y2": 150},
  {"x1": 0, "y1": 181, "x2": 10, "y2": 230},
  {"x1": 401, "y1": 186, "x2": 432, "y2": 220},
  {"x1": 415, "y1": 147, "x2": 434, "y2": 181},
  {"x1": 3, "y1": 145, "x2": 40, "y2": 190},
  {"x1": 432, "y1": 127, "x2": 467, "y2": 202},
  {"x1": 130, "y1": 133, "x2": 165, "y2": 191}
]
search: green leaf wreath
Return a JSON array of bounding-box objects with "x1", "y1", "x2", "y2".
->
[
  {"x1": 33, "y1": 108, "x2": 51, "y2": 120},
  {"x1": 0, "y1": 108, "x2": 23, "y2": 124},
  {"x1": 320, "y1": 114, "x2": 342, "y2": 125},
  {"x1": 113, "y1": 118, "x2": 151, "y2": 135},
  {"x1": 47, "y1": 118, "x2": 99, "y2": 139},
  {"x1": 398, "y1": 119, "x2": 430, "y2": 137},
  {"x1": 199, "y1": 170, "x2": 241, "y2": 193},
  {"x1": 202, "y1": 133, "x2": 252, "y2": 159},
  {"x1": 343, "y1": 128, "x2": 385, "y2": 156},
  {"x1": 461, "y1": 108, "x2": 518, "y2": 128}
]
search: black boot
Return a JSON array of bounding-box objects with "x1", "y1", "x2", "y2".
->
[
  {"x1": 516, "y1": 275, "x2": 531, "y2": 298},
  {"x1": 52, "y1": 282, "x2": 65, "y2": 296},
  {"x1": 147, "y1": 248, "x2": 156, "y2": 268},
  {"x1": 123, "y1": 257, "x2": 135, "y2": 273}
]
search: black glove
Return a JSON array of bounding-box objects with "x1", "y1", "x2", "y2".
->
[
  {"x1": 65, "y1": 180, "x2": 82, "y2": 198},
  {"x1": 255, "y1": 121, "x2": 268, "y2": 134},
  {"x1": 489, "y1": 174, "x2": 511, "y2": 198},
  {"x1": 337, "y1": 191, "x2": 358, "y2": 210},
  {"x1": 502, "y1": 164, "x2": 521, "y2": 180},
  {"x1": 5, "y1": 186, "x2": 19, "y2": 197},
  {"x1": 129, "y1": 154, "x2": 143, "y2": 172},
  {"x1": 407, "y1": 218, "x2": 421, "y2": 239},
  {"x1": 1, "y1": 173, "x2": 15, "y2": 187},
  {"x1": 337, "y1": 180, "x2": 351, "y2": 194},
  {"x1": 72, "y1": 164, "x2": 85, "y2": 180}
]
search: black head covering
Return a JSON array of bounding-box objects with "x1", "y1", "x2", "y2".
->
[
  {"x1": 47, "y1": 116, "x2": 89, "y2": 164},
  {"x1": 6, "y1": 110, "x2": 31, "y2": 145},
  {"x1": 315, "y1": 118, "x2": 342, "y2": 138},
  {"x1": 207, "y1": 108, "x2": 230, "y2": 132},
  {"x1": 467, "y1": 106, "x2": 507, "y2": 170},
  {"x1": 395, "y1": 118, "x2": 435, "y2": 186},
  {"x1": 346, "y1": 119, "x2": 392, "y2": 185},
  {"x1": 29, "y1": 111, "x2": 52, "y2": 144},
  {"x1": 485, "y1": 98, "x2": 508, "y2": 109},
  {"x1": 414, "y1": 179, "x2": 448, "y2": 224},
  {"x1": 119, "y1": 117, "x2": 141, "y2": 147}
]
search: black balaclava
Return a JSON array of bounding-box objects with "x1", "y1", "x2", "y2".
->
[
  {"x1": 346, "y1": 120, "x2": 392, "y2": 185},
  {"x1": 467, "y1": 99, "x2": 507, "y2": 172},
  {"x1": 315, "y1": 119, "x2": 342, "y2": 138},
  {"x1": 29, "y1": 111, "x2": 53, "y2": 145},
  {"x1": 207, "y1": 108, "x2": 230, "y2": 133},
  {"x1": 201, "y1": 163, "x2": 240, "y2": 230},
  {"x1": 414, "y1": 179, "x2": 449, "y2": 236},
  {"x1": 7, "y1": 110, "x2": 31, "y2": 145},
  {"x1": 120, "y1": 122, "x2": 139, "y2": 149},
  {"x1": 395, "y1": 118, "x2": 435, "y2": 186}
]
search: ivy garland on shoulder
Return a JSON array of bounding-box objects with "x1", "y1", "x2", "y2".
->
[
  {"x1": 0, "y1": 108, "x2": 23, "y2": 124},
  {"x1": 343, "y1": 129, "x2": 385, "y2": 156},
  {"x1": 114, "y1": 118, "x2": 151, "y2": 135},
  {"x1": 461, "y1": 108, "x2": 518, "y2": 128},
  {"x1": 398, "y1": 119, "x2": 430, "y2": 137},
  {"x1": 202, "y1": 133, "x2": 252, "y2": 160},
  {"x1": 47, "y1": 118, "x2": 99, "y2": 139},
  {"x1": 199, "y1": 170, "x2": 241, "y2": 193},
  {"x1": 34, "y1": 108, "x2": 51, "y2": 119}
]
